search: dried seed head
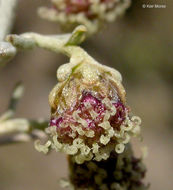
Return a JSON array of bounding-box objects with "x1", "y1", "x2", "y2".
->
[
  {"x1": 38, "y1": 0, "x2": 131, "y2": 34},
  {"x1": 36, "y1": 59, "x2": 142, "y2": 164}
]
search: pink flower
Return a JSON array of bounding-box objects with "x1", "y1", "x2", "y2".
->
[
  {"x1": 38, "y1": 0, "x2": 131, "y2": 34},
  {"x1": 46, "y1": 61, "x2": 141, "y2": 163}
]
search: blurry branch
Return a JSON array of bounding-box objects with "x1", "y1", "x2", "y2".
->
[
  {"x1": 0, "y1": 0, "x2": 18, "y2": 64},
  {"x1": 0, "y1": 130, "x2": 47, "y2": 145},
  {"x1": 0, "y1": 83, "x2": 48, "y2": 145},
  {"x1": 0, "y1": 0, "x2": 18, "y2": 40},
  {"x1": 0, "y1": 25, "x2": 87, "y2": 65},
  {"x1": 0, "y1": 26, "x2": 88, "y2": 145},
  {"x1": 0, "y1": 41, "x2": 17, "y2": 65},
  {"x1": 5, "y1": 25, "x2": 87, "y2": 56}
]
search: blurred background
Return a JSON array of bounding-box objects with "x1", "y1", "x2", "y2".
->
[{"x1": 0, "y1": 0, "x2": 172, "y2": 189}]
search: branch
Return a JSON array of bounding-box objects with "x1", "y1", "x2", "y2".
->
[
  {"x1": 5, "y1": 25, "x2": 87, "y2": 56},
  {"x1": 0, "y1": 129, "x2": 47, "y2": 145},
  {"x1": 0, "y1": 118, "x2": 48, "y2": 136},
  {"x1": 0, "y1": 25, "x2": 86, "y2": 65},
  {"x1": 0, "y1": 0, "x2": 18, "y2": 40},
  {"x1": 0, "y1": 83, "x2": 48, "y2": 145},
  {"x1": 0, "y1": 25, "x2": 88, "y2": 144},
  {"x1": 0, "y1": 0, "x2": 18, "y2": 64},
  {"x1": 0, "y1": 82, "x2": 24, "y2": 122},
  {"x1": 4, "y1": 25, "x2": 110, "y2": 73}
]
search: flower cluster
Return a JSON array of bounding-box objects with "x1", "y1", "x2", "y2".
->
[
  {"x1": 35, "y1": 57, "x2": 141, "y2": 164},
  {"x1": 38, "y1": 0, "x2": 131, "y2": 34}
]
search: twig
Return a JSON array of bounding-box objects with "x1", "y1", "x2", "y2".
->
[
  {"x1": 0, "y1": 129, "x2": 47, "y2": 145},
  {"x1": 0, "y1": 0, "x2": 18, "y2": 40},
  {"x1": 0, "y1": 0, "x2": 18, "y2": 64},
  {"x1": 0, "y1": 26, "x2": 88, "y2": 145},
  {"x1": 4, "y1": 25, "x2": 120, "y2": 80},
  {"x1": 0, "y1": 118, "x2": 49, "y2": 146},
  {"x1": 0, "y1": 118, "x2": 48, "y2": 136},
  {"x1": 0, "y1": 82, "x2": 24, "y2": 122},
  {"x1": 0, "y1": 25, "x2": 86, "y2": 65},
  {"x1": 0, "y1": 82, "x2": 48, "y2": 145},
  {"x1": 5, "y1": 25, "x2": 87, "y2": 56},
  {"x1": 0, "y1": 41, "x2": 17, "y2": 64}
]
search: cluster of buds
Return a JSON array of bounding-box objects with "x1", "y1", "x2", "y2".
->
[
  {"x1": 64, "y1": 144, "x2": 148, "y2": 190},
  {"x1": 38, "y1": 0, "x2": 131, "y2": 34},
  {"x1": 36, "y1": 51, "x2": 141, "y2": 164}
]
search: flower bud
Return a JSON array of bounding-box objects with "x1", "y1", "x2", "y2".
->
[
  {"x1": 43, "y1": 60, "x2": 142, "y2": 164},
  {"x1": 38, "y1": 0, "x2": 131, "y2": 34}
]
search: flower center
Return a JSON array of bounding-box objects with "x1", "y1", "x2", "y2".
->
[{"x1": 50, "y1": 91, "x2": 127, "y2": 145}]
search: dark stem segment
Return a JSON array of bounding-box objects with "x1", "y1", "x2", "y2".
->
[{"x1": 67, "y1": 144, "x2": 148, "y2": 190}]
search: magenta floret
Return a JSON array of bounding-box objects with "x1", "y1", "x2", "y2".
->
[
  {"x1": 50, "y1": 91, "x2": 127, "y2": 145},
  {"x1": 52, "y1": 0, "x2": 116, "y2": 19}
]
